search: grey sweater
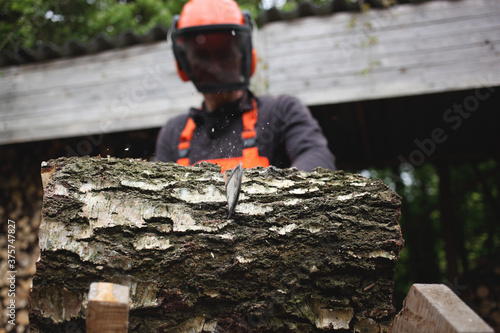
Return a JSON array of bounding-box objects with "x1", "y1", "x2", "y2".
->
[{"x1": 155, "y1": 90, "x2": 336, "y2": 172}]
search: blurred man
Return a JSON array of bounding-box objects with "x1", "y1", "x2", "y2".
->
[{"x1": 155, "y1": 0, "x2": 335, "y2": 172}]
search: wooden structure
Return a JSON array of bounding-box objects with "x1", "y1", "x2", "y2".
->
[
  {"x1": 0, "y1": 0, "x2": 499, "y2": 159},
  {"x1": 263, "y1": 0, "x2": 500, "y2": 105},
  {"x1": 30, "y1": 156, "x2": 404, "y2": 332}
]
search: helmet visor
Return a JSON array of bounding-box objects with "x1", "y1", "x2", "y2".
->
[{"x1": 172, "y1": 25, "x2": 252, "y2": 93}]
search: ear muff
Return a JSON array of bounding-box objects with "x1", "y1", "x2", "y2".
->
[
  {"x1": 243, "y1": 10, "x2": 257, "y2": 77},
  {"x1": 175, "y1": 60, "x2": 190, "y2": 82},
  {"x1": 170, "y1": 14, "x2": 191, "y2": 82},
  {"x1": 251, "y1": 48, "x2": 257, "y2": 76}
]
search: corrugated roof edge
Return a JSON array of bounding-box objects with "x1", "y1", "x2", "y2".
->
[{"x1": 0, "y1": 0, "x2": 419, "y2": 68}]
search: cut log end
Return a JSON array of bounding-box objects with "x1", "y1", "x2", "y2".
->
[{"x1": 389, "y1": 284, "x2": 494, "y2": 333}]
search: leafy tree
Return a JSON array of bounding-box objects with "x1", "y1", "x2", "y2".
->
[
  {"x1": 0, "y1": 0, "x2": 186, "y2": 52},
  {"x1": 359, "y1": 159, "x2": 500, "y2": 305},
  {"x1": 0, "y1": 0, "x2": 343, "y2": 52}
]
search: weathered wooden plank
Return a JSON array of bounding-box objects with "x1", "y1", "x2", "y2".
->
[
  {"x1": 0, "y1": 100, "x2": 195, "y2": 144},
  {"x1": 266, "y1": 23, "x2": 500, "y2": 68},
  {"x1": 7, "y1": 16, "x2": 496, "y2": 116},
  {"x1": 270, "y1": 50, "x2": 500, "y2": 87},
  {"x1": 0, "y1": 40, "x2": 201, "y2": 143},
  {"x1": 273, "y1": 50, "x2": 500, "y2": 88},
  {"x1": 0, "y1": 73, "x2": 195, "y2": 118},
  {"x1": 0, "y1": 37, "x2": 265, "y2": 144},
  {"x1": 389, "y1": 284, "x2": 494, "y2": 333},
  {"x1": 270, "y1": 58, "x2": 500, "y2": 106},
  {"x1": 0, "y1": 42, "x2": 176, "y2": 96},
  {"x1": 267, "y1": 23, "x2": 500, "y2": 62},
  {"x1": 0, "y1": 35, "x2": 266, "y2": 106},
  {"x1": 0, "y1": 55, "x2": 187, "y2": 114},
  {"x1": 268, "y1": 40, "x2": 500, "y2": 83},
  {"x1": 265, "y1": 12, "x2": 500, "y2": 64},
  {"x1": 263, "y1": 0, "x2": 500, "y2": 90},
  {"x1": 3, "y1": 2, "x2": 478, "y2": 100},
  {"x1": 5, "y1": 30, "x2": 496, "y2": 120},
  {"x1": 264, "y1": 0, "x2": 499, "y2": 43},
  {"x1": 4, "y1": 35, "x2": 498, "y2": 125},
  {"x1": 266, "y1": 18, "x2": 500, "y2": 54}
]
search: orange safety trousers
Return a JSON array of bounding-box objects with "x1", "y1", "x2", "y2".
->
[{"x1": 176, "y1": 99, "x2": 270, "y2": 173}]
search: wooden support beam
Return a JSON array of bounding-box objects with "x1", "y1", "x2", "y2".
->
[
  {"x1": 389, "y1": 284, "x2": 494, "y2": 333},
  {"x1": 87, "y1": 282, "x2": 130, "y2": 333}
]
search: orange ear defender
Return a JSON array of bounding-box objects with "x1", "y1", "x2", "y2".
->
[
  {"x1": 170, "y1": 14, "x2": 190, "y2": 82},
  {"x1": 251, "y1": 48, "x2": 257, "y2": 76},
  {"x1": 175, "y1": 59, "x2": 190, "y2": 82}
]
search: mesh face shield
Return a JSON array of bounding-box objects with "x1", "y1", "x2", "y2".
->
[{"x1": 172, "y1": 23, "x2": 254, "y2": 93}]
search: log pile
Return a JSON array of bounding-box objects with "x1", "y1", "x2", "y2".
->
[
  {"x1": 29, "y1": 156, "x2": 404, "y2": 332},
  {"x1": 0, "y1": 146, "x2": 43, "y2": 333}
]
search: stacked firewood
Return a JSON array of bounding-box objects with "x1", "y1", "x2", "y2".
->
[{"x1": 0, "y1": 146, "x2": 43, "y2": 333}]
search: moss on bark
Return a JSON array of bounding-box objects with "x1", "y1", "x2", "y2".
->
[{"x1": 30, "y1": 157, "x2": 403, "y2": 332}]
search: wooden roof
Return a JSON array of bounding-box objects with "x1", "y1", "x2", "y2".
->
[
  {"x1": 263, "y1": 0, "x2": 500, "y2": 105},
  {"x1": 0, "y1": 0, "x2": 499, "y2": 156}
]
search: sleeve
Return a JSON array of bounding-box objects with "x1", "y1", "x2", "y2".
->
[
  {"x1": 155, "y1": 115, "x2": 188, "y2": 162},
  {"x1": 278, "y1": 95, "x2": 336, "y2": 172}
]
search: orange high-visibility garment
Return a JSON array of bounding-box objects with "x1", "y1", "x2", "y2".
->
[{"x1": 177, "y1": 100, "x2": 270, "y2": 172}]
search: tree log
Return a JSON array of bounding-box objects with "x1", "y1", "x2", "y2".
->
[{"x1": 29, "y1": 156, "x2": 404, "y2": 332}]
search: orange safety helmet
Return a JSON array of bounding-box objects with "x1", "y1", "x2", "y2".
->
[{"x1": 170, "y1": 0, "x2": 257, "y2": 93}]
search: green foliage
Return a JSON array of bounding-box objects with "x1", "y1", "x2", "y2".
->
[
  {"x1": 0, "y1": 0, "x2": 188, "y2": 52},
  {"x1": 357, "y1": 159, "x2": 500, "y2": 305},
  {"x1": 0, "y1": 0, "x2": 353, "y2": 52}
]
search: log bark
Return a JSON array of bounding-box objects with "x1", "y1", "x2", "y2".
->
[{"x1": 29, "y1": 156, "x2": 404, "y2": 332}]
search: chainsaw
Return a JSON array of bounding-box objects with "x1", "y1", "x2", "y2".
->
[{"x1": 224, "y1": 163, "x2": 243, "y2": 219}]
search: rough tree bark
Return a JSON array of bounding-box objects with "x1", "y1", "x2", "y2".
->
[{"x1": 29, "y1": 156, "x2": 404, "y2": 332}]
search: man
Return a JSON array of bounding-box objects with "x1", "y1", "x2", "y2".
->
[{"x1": 155, "y1": 0, "x2": 336, "y2": 172}]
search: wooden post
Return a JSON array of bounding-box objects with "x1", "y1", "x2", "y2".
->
[
  {"x1": 389, "y1": 284, "x2": 494, "y2": 333},
  {"x1": 87, "y1": 282, "x2": 130, "y2": 333}
]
